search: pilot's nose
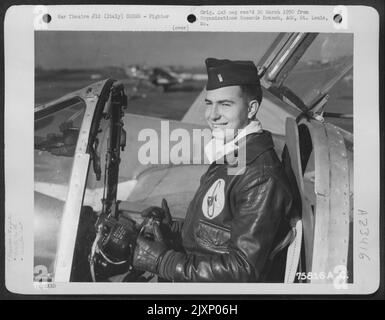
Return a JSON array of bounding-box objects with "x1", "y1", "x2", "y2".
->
[{"x1": 209, "y1": 105, "x2": 221, "y2": 121}]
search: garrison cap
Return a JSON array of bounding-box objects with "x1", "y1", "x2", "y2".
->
[{"x1": 205, "y1": 58, "x2": 261, "y2": 90}]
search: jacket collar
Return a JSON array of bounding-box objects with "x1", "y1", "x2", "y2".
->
[
  {"x1": 240, "y1": 130, "x2": 275, "y2": 164},
  {"x1": 204, "y1": 120, "x2": 263, "y2": 164},
  {"x1": 215, "y1": 130, "x2": 275, "y2": 166}
]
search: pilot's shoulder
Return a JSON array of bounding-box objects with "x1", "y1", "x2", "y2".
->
[
  {"x1": 235, "y1": 149, "x2": 291, "y2": 190},
  {"x1": 246, "y1": 148, "x2": 282, "y2": 174}
]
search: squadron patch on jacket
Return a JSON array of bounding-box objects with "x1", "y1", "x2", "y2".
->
[{"x1": 202, "y1": 179, "x2": 225, "y2": 219}]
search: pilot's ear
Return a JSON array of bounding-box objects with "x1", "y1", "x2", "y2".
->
[{"x1": 247, "y1": 100, "x2": 259, "y2": 119}]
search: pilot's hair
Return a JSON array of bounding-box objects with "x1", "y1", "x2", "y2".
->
[{"x1": 240, "y1": 84, "x2": 263, "y2": 106}]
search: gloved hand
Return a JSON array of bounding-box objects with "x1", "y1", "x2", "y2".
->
[
  {"x1": 141, "y1": 198, "x2": 173, "y2": 230},
  {"x1": 133, "y1": 224, "x2": 168, "y2": 274},
  {"x1": 141, "y1": 199, "x2": 183, "y2": 251}
]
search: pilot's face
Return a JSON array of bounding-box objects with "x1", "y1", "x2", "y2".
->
[{"x1": 205, "y1": 86, "x2": 249, "y2": 141}]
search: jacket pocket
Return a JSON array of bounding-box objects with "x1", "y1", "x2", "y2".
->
[{"x1": 195, "y1": 219, "x2": 231, "y2": 253}]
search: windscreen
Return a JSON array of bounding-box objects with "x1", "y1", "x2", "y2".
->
[
  {"x1": 283, "y1": 33, "x2": 353, "y2": 132},
  {"x1": 284, "y1": 33, "x2": 353, "y2": 106},
  {"x1": 34, "y1": 97, "x2": 86, "y2": 281}
]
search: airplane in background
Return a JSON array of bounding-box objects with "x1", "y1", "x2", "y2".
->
[
  {"x1": 124, "y1": 64, "x2": 185, "y2": 92},
  {"x1": 33, "y1": 32, "x2": 353, "y2": 284}
]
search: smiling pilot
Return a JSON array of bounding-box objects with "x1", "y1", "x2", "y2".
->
[{"x1": 133, "y1": 58, "x2": 298, "y2": 282}]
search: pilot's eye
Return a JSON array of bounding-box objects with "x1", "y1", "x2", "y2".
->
[
  {"x1": 205, "y1": 101, "x2": 212, "y2": 106},
  {"x1": 222, "y1": 103, "x2": 231, "y2": 107}
]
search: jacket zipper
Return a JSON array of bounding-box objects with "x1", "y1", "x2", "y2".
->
[{"x1": 199, "y1": 219, "x2": 231, "y2": 233}]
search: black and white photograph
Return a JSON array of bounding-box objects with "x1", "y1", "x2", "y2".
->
[
  {"x1": 3, "y1": 5, "x2": 381, "y2": 295},
  {"x1": 33, "y1": 30, "x2": 354, "y2": 285}
]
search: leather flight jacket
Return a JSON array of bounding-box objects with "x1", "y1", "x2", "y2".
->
[{"x1": 158, "y1": 130, "x2": 299, "y2": 282}]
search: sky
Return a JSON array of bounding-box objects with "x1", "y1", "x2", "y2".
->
[{"x1": 35, "y1": 31, "x2": 279, "y2": 69}]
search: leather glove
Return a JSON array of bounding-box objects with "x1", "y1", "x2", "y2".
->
[
  {"x1": 133, "y1": 223, "x2": 168, "y2": 274},
  {"x1": 141, "y1": 199, "x2": 172, "y2": 228},
  {"x1": 141, "y1": 199, "x2": 183, "y2": 251}
]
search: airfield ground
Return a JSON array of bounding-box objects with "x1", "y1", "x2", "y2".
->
[{"x1": 35, "y1": 72, "x2": 352, "y2": 132}]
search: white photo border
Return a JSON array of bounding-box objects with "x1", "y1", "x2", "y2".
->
[{"x1": 4, "y1": 5, "x2": 380, "y2": 294}]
